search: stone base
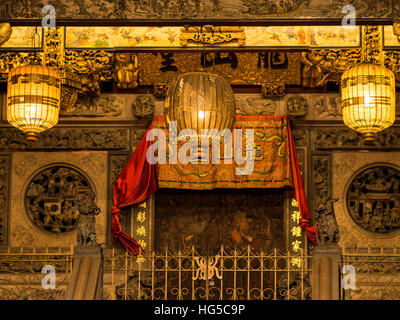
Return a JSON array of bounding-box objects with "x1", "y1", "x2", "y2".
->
[
  {"x1": 66, "y1": 244, "x2": 103, "y2": 300},
  {"x1": 312, "y1": 244, "x2": 342, "y2": 300}
]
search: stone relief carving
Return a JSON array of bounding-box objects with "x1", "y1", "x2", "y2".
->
[
  {"x1": 131, "y1": 95, "x2": 155, "y2": 120},
  {"x1": 0, "y1": 155, "x2": 9, "y2": 243},
  {"x1": 312, "y1": 155, "x2": 331, "y2": 215},
  {"x1": 292, "y1": 129, "x2": 307, "y2": 147},
  {"x1": 76, "y1": 189, "x2": 100, "y2": 245},
  {"x1": 313, "y1": 95, "x2": 342, "y2": 118},
  {"x1": 235, "y1": 95, "x2": 277, "y2": 115},
  {"x1": 110, "y1": 155, "x2": 128, "y2": 184},
  {"x1": 132, "y1": 128, "x2": 148, "y2": 146},
  {"x1": 25, "y1": 166, "x2": 93, "y2": 234},
  {"x1": 62, "y1": 96, "x2": 123, "y2": 117},
  {"x1": 0, "y1": 128, "x2": 129, "y2": 151},
  {"x1": 346, "y1": 166, "x2": 400, "y2": 234},
  {"x1": 315, "y1": 198, "x2": 340, "y2": 246},
  {"x1": 333, "y1": 153, "x2": 400, "y2": 249},
  {"x1": 312, "y1": 128, "x2": 400, "y2": 150},
  {"x1": 286, "y1": 95, "x2": 307, "y2": 117}
]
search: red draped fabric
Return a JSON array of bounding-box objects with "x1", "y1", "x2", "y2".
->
[
  {"x1": 287, "y1": 122, "x2": 317, "y2": 245},
  {"x1": 111, "y1": 116, "x2": 316, "y2": 254},
  {"x1": 111, "y1": 124, "x2": 159, "y2": 254}
]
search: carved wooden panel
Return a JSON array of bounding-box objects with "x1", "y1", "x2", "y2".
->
[
  {"x1": 155, "y1": 188, "x2": 285, "y2": 255},
  {"x1": 347, "y1": 166, "x2": 400, "y2": 234}
]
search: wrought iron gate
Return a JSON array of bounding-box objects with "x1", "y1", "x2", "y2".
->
[{"x1": 104, "y1": 246, "x2": 312, "y2": 300}]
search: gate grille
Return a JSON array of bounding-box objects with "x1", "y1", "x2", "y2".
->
[{"x1": 104, "y1": 246, "x2": 312, "y2": 300}]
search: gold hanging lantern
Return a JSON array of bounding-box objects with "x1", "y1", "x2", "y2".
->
[
  {"x1": 341, "y1": 63, "x2": 396, "y2": 142},
  {"x1": 164, "y1": 70, "x2": 236, "y2": 140},
  {"x1": 7, "y1": 65, "x2": 61, "y2": 141}
]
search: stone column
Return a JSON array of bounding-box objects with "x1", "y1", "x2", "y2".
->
[
  {"x1": 312, "y1": 245, "x2": 342, "y2": 300},
  {"x1": 66, "y1": 245, "x2": 103, "y2": 300}
]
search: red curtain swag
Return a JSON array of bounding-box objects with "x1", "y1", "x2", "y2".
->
[
  {"x1": 111, "y1": 116, "x2": 317, "y2": 254},
  {"x1": 287, "y1": 123, "x2": 317, "y2": 245},
  {"x1": 111, "y1": 124, "x2": 159, "y2": 254}
]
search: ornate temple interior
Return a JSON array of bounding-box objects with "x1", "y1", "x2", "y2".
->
[{"x1": 0, "y1": 0, "x2": 400, "y2": 301}]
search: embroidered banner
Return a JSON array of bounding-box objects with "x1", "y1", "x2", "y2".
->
[{"x1": 152, "y1": 115, "x2": 292, "y2": 189}]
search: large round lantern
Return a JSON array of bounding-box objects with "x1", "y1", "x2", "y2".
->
[
  {"x1": 7, "y1": 65, "x2": 61, "y2": 141},
  {"x1": 341, "y1": 63, "x2": 396, "y2": 142},
  {"x1": 164, "y1": 71, "x2": 236, "y2": 140}
]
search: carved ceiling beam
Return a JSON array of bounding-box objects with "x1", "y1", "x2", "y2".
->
[
  {"x1": 302, "y1": 26, "x2": 400, "y2": 88},
  {"x1": 1, "y1": 25, "x2": 400, "y2": 97},
  {"x1": 0, "y1": 0, "x2": 398, "y2": 23}
]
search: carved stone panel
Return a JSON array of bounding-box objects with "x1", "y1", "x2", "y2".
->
[
  {"x1": 333, "y1": 152, "x2": 400, "y2": 249},
  {"x1": 346, "y1": 166, "x2": 400, "y2": 235},
  {"x1": 108, "y1": 154, "x2": 129, "y2": 245},
  {"x1": 311, "y1": 154, "x2": 331, "y2": 213},
  {"x1": 0, "y1": 154, "x2": 10, "y2": 244},
  {"x1": 25, "y1": 166, "x2": 94, "y2": 234},
  {"x1": 312, "y1": 127, "x2": 400, "y2": 150},
  {"x1": 0, "y1": 127, "x2": 129, "y2": 151},
  {"x1": 10, "y1": 152, "x2": 108, "y2": 247}
]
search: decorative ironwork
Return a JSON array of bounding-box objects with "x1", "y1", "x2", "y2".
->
[
  {"x1": 25, "y1": 166, "x2": 93, "y2": 234},
  {"x1": 105, "y1": 246, "x2": 311, "y2": 300},
  {"x1": 346, "y1": 166, "x2": 400, "y2": 234}
]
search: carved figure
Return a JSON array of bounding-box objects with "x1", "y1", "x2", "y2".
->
[
  {"x1": 131, "y1": 95, "x2": 155, "y2": 119},
  {"x1": 115, "y1": 53, "x2": 139, "y2": 89},
  {"x1": 315, "y1": 198, "x2": 340, "y2": 246},
  {"x1": 76, "y1": 190, "x2": 100, "y2": 245}
]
